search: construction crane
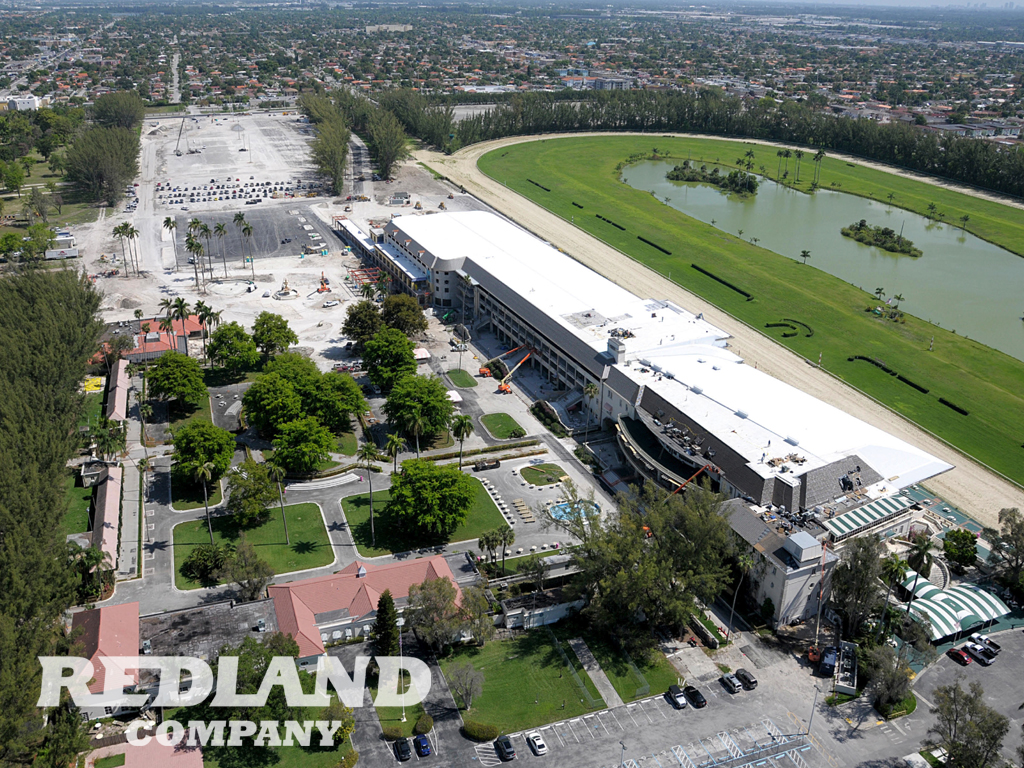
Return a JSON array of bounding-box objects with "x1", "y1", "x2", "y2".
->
[
  {"x1": 497, "y1": 349, "x2": 533, "y2": 393},
  {"x1": 479, "y1": 344, "x2": 526, "y2": 377},
  {"x1": 174, "y1": 117, "x2": 186, "y2": 156},
  {"x1": 668, "y1": 463, "x2": 714, "y2": 497}
]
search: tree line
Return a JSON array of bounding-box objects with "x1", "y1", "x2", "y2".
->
[
  {"x1": 0, "y1": 271, "x2": 104, "y2": 766},
  {"x1": 378, "y1": 88, "x2": 1024, "y2": 199}
]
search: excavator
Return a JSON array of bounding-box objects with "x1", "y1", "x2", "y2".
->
[
  {"x1": 479, "y1": 344, "x2": 526, "y2": 377},
  {"x1": 497, "y1": 349, "x2": 534, "y2": 393},
  {"x1": 317, "y1": 272, "x2": 331, "y2": 293}
]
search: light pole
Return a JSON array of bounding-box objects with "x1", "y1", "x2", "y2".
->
[
  {"x1": 620, "y1": 741, "x2": 626, "y2": 767},
  {"x1": 397, "y1": 617, "x2": 407, "y2": 723},
  {"x1": 807, "y1": 686, "x2": 821, "y2": 735}
]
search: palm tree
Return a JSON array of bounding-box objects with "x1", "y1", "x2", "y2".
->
[
  {"x1": 361, "y1": 282, "x2": 377, "y2": 301},
  {"x1": 214, "y1": 222, "x2": 228, "y2": 277},
  {"x1": 726, "y1": 552, "x2": 754, "y2": 641},
  {"x1": 744, "y1": 148, "x2": 755, "y2": 163},
  {"x1": 242, "y1": 222, "x2": 254, "y2": 279},
  {"x1": 776, "y1": 149, "x2": 784, "y2": 179},
  {"x1": 905, "y1": 532, "x2": 936, "y2": 619},
  {"x1": 959, "y1": 214, "x2": 970, "y2": 231},
  {"x1": 478, "y1": 530, "x2": 498, "y2": 564},
  {"x1": 267, "y1": 462, "x2": 290, "y2": 546},
  {"x1": 452, "y1": 414, "x2": 474, "y2": 469},
  {"x1": 498, "y1": 526, "x2": 516, "y2": 574},
  {"x1": 892, "y1": 293, "x2": 904, "y2": 309},
  {"x1": 408, "y1": 411, "x2": 427, "y2": 458},
  {"x1": 782, "y1": 148, "x2": 792, "y2": 176},
  {"x1": 163, "y1": 217, "x2": 177, "y2": 271},
  {"x1": 813, "y1": 149, "x2": 826, "y2": 185},
  {"x1": 171, "y1": 297, "x2": 191, "y2": 357},
  {"x1": 385, "y1": 432, "x2": 405, "y2": 474},
  {"x1": 874, "y1": 287, "x2": 886, "y2": 302},
  {"x1": 128, "y1": 224, "x2": 141, "y2": 276},
  {"x1": 199, "y1": 222, "x2": 213, "y2": 275},
  {"x1": 185, "y1": 234, "x2": 203, "y2": 290},
  {"x1": 194, "y1": 300, "x2": 211, "y2": 361},
  {"x1": 134, "y1": 308, "x2": 144, "y2": 332},
  {"x1": 376, "y1": 273, "x2": 391, "y2": 299},
  {"x1": 583, "y1": 382, "x2": 599, "y2": 442},
  {"x1": 113, "y1": 223, "x2": 129, "y2": 277},
  {"x1": 138, "y1": 402, "x2": 153, "y2": 448},
  {"x1": 794, "y1": 149, "x2": 804, "y2": 181},
  {"x1": 877, "y1": 554, "x2": 908, "y2": 640},
  {"x1": 233, "y1": 212, "x2": 247, "y2": 267},
  {"x1": 800, "y1": 249, "x2": 811, "y2": 265},
  {"x1": 194, "y1": 461, "x2": 217, "y2": 544},
  {"x1": 737, "y1": 229, "x2": 744, "y2": 238},
  {"x1": 356, "y1": 443, "x2": 381, "y2": 546},
  {"x1": 159, "y1": 296, "x2": 173, "y2": 317},
  {"x1": 926, "y1": 202, "x2": 937, "y2": 218}
]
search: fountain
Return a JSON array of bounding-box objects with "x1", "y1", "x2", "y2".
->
[{"x1": 273, "y1": 277, "x2": 299, "y2": 301}]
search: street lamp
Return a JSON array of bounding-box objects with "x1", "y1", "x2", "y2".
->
[
  {"x1": 807, "y1": 685, "x2": 821, "y2": 735},
  {"x1": 397, "y1": 617, "x2": 407, "y2": 723},
  {"x1": 620, "y1": 741, "x2": 627, "y2": 767}
]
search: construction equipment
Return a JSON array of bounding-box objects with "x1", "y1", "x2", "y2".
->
[
  {"x1": 317, "y1": 272, "x2": 331, "y2": 293},
  {"x1": 480, "y1": 344, "x2": 526, "y2": 376},
  {"x1": 498, "y1": 349, "x2": 533, "y2": 393},
  {"x1": 668, "y1": 464, "x2": 714, "y2": 497},
  {"x1": 414, "y1": 201, "x2": 422, "y2": 210},
  {"x1": 438, "y1": 201, "x2": 447, "y2": 210},
  {"x1": 174, "y1": 118, "x2": 185, "y2": 156}
]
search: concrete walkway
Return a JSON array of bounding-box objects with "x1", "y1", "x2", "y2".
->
[{"x1": 568, "y1": 637, "x2": 625, "y2": 708}]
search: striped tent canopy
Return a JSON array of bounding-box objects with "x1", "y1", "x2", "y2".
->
[
  {"x1": 823, "y1": 495, "x2": 914, "y2": 540},
  {"x1": 900, "y1": 568, "x2": 1010, "y2": 640}
]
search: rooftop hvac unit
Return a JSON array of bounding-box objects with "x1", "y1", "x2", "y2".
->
[
  {"x1": 690, "y1": 386, "x2": 703, "y2": 394},
  {"x1": 735, "y1": 410, "x2": 749, "y2": 419},
  {"x1": 785, "y1": 436, "x2": 800, "y2": 446}
]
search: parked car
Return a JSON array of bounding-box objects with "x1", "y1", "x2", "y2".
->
[
  {"x1": 668, "y1": 684, "x2": 688, "y2": 709},
  {"x1": 964, "y1": 642, "x2": 995, "y2": 666},
  {"x1": 946, "y1": 647, "x2": 972, "y2": 666},
  {"x1": 684, "y1": 685, "x2": 707, "y2": 708},
  {"x1": 819, "y1": 647, "x2": 838, "y2": 678},
  {"x1": 322, "y1": 300, "x2": 340, "y2": 308},
  {"x1": 526, "y1": 731, "x2": 548, "y2": 755},
  {"x1": 495, "y1": 734, "x2": 516, "y2": 760},
  {"x1": 735, "y1": 668, "x2": 758, "y2": 689},
  {"x1": 393, "y1": 737, "x2": 412, "y2": 761},
  {"x1": 412, "y1": 734, "x2": 431, "y2": 757},
  {"x1": 969, "y1": 633, "x2": 1001, "y2": 654},
  {"x1": 721, "y1": 673, "x2": 742, "y2": 694}
]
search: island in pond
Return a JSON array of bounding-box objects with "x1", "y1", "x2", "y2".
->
[
  {"x1": 667, "y1": 161, "x2": 759, "y2": 196},
  {"x1": 840, "y1": 219, "x2": 922, "y2": 257}
]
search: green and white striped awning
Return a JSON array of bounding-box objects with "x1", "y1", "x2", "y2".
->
[
  {"x1": 901, "y1": 568, "x2": 1010, "y2": 640},
  {"x1": 823, "y1": 495, "x2": 914, "y2": 540}
]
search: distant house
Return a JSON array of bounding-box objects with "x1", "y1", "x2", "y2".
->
[
  {"x1": 105, "y1": 359, "x2": 130, "y2": 422},
  {"x1": 269, "y1": 556, "x2": 467, "y2": 664},
  {"x1": 70, "y1": 601, "x2": 140, "y2": 720},
  {"x1": 91, "y1": 465, "x2": 122, "y2": 570}
]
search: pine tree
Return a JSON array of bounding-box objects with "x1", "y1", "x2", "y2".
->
[{"x1": 372, "y1": 589, "x2": 400, "y2": 658}]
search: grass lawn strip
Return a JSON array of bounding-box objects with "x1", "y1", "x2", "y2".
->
[
  {"x1": 336, "y1": 430, "x2": 358, "y2": 456},
  {"x1": 480, "y1": 412, "x2": 523, "y2": 440},
  {"x1": 369, "y1": 677, "x2": 427, "y2": 739},
  {"x1": 440, "y1": 632, "x2": 603, "y2": 731},
  {"x1": 80, "y1": 391, "x2": 104, "y2": 429},
  {"x1": 520, "y1": 463, "x2": 566, "y2": 486},
  {"x1": 170, "y1": 475, "x2": 224, "y2": 511},
  {"x1": 168, "y1": 393, "x2": 213, "y2": 434},
  {"x1": 340, "y1": 478, "x2": 506, "y2": 558},
  {"x1": 62, "y1": 473, "x2": 93, "y2": 535},
  {"x1": 447, "y1": 368, "x2": 478, "y2": 388},
  {"x1": 172, "y1": 502, "x2": 332, "y2": 590},
  {"x1": 94, "y1": 755, "x2": 126, "y2": 768},
  {"x1": 479, "y1": 137, "x2": 1024, "y2": 487}
]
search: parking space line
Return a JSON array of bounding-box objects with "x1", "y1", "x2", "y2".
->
[
  {"x1": 551, "y1": 726, "x2": 566, "y2": 747},
  {"x1": 565, "y1": 719, "x2": 581, "y2": 743},
  {"x1": 638, "y1": 700, "x2": 654, "y2": 723},
  {"x1": 608, "y1": 709, "x2": 625, "y2": 730},
  {"x1": 625, "y1": 704, "x2": 641, "y2": 728}
]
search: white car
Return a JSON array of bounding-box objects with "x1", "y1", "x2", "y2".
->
[
  {"x1": 322, "y1": 300, "x2": 340, "y2": 308},
  {"x1": 526, "y1": 731, "x2": 548, "y2": 755}
]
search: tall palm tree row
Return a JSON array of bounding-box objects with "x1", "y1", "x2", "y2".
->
[
  {"x1": 233, "y1": 212, "x2": 247, "y2": 268},
  {"x1": 452, "y1": 414, "x2": 474, "y2": 469},
  {"x1": 242, "y1": 222, "x2": 255, "y2": 279},
  {"x1": 163, "y1": 217, "x2": 177, "y2": 272},
  {"x1": 385, "y1": 432, "x2": 405, "y2": 474},
  {"x1": 356, "y1": 443, "x2": 381, "y2": 547},
  {"x1": 267, "y1": 462, "x2": 290, "y2": 546},
  {"x1": 214, "y1": 222, "x2": 228, "y2": 277},
  {"x1": 171, "y1": 297, "x2": 192, "y2": 357},
  {"x1": 194, "y1": 461, "x2": 217, "y2": 545}
]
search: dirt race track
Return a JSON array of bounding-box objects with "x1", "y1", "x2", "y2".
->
[{"x1": 414, "y1": 133, "x2": 1024, "y2": 529}]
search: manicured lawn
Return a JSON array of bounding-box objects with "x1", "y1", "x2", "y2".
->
[
  {"x1": 62, "y1": 473, "x2": 93, "y2": 536},
  {"x1": 370, "y1": 676, "x2": 427, "y2": 739},
  {"x1": 340, "y1": 477, "x2": 506, "y2": 557},
  {"x1": 170, "y1": 474, "x2": 223, "y2": 511},
  {"x1": 172, "y1": 502, "x2": 332, "y2": 589},
  {"x1": 80, "y1": 391, "x2": 104, "y2": 429},
  {"x1": 520, "y1": 463, "x2": 566, "y2": 486},
  {"x1": 447, "y1": 368, "x2": 478, "y2": 387},
  {"x1": 479, "y1": 137, "x2": 1024, "y2": 487},
  {"x1": 94, "y1": 755, "x2": 125, "y2": 768},
  {"x1": 440, "y1": 632, "x2": 603, "y2": 731},
  {"x1": 549, "y1": 625, "x2": 677, "y2": 702},
  {"x1": 168, "y1": 394, "x2": 212, "y2": 434},
  {"x1": 480, "y1": 412, "x2": 523, "y2": 439},
  {"x1": 337, "y1": 430, "x2": 358, "y2": 456}
]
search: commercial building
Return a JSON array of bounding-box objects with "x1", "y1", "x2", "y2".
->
[
  {"x1": 69, "y1": 601, "x2": 140, "y2": 720},
  {"x1": 348, "y1": 212, "x2": 951, "y2": 521},
  {"x1": 899, "y1": 568, "x2": 1010, "y2": 641}
]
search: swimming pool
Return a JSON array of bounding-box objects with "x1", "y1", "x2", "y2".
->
[{"x1": 550, "y1": 500, "x2": 600, "y2": 522}]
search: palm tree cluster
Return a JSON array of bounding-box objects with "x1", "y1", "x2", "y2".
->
[
  {"x1": 162, "y1": 214, "x2": 256, "y2": 286},
  {"x1": 157, "y1": 297, "x2": 222, "y2": 362},
  {"x1": 112, "y1": 222, "x2": 141, "y2": 276},
  {"x1": 478, "y1": 526, "x2": 516, "y2": 573}
]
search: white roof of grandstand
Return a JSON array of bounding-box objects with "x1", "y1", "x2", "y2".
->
[
  {"x1": 375, "y1": 242, "x2": 429, "y2": 281},
  {"x1": 823, "y1": 495, "x2": 916, "y2": 539},
  {"x1": 900, "y1": 568, "x2": 1010, "y2": 639},
  {"x1": 391, "y1": 212, "x2": 952, "y2": 493}
]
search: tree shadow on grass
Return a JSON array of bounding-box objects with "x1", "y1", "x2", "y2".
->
[
  {"x1": 345, "y1": 494, "x2": 449, "y2": 555},
  {"x1": 292, "y1": 540, "x2": 318, "y2": 555}
]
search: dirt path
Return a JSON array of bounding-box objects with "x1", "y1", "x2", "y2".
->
[{"x1": 414, "y1": 135, "x2": 1024, "y2": 529}]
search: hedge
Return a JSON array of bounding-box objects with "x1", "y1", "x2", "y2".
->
[
  {"x1": 462, "y1": 721, "x2": 500, "y2": 741},
  {"x1": 530, "y1": 401, "x2": 568, "y2": 438},
  {"x1": 334, "y1": 751, "x2": 359, "y2": 768},
  {"x1": 381, "y1": 725, "x2": 405, "y2": 741},
  {"x1": 413, "y1": 713, "x2": 434, "y2": 735}
]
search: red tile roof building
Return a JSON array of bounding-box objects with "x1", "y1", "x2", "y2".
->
[
  {"x1": 70, "y1": 601, "x2": 139, "y2": 703},
  {"x1": 269, "y1": 557, "x2": 463, "y2": 658}
]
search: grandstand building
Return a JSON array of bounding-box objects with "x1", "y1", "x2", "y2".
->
[{"x1": 343, "y1": 211, "x2": 952, "y2": 520}]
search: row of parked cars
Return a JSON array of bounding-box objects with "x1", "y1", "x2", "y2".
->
[
  {"x1": 668, "y1": 667, "x2": 758, "y2": 710},
  {"x1": 947, "y1": 633, "x2": 1002, "y2": 667}
]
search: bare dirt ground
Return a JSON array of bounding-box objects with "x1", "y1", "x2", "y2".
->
[{"x1": 414, "y1": 133, "x2": 1024, "y2": 529}]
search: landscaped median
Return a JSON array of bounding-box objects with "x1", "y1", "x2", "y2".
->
[
  {"x1": 447, "y1": 368, "x2": 478, "y2": 388},
  {"x1": 340, "y1": 478, "x2": 505, "y2": 558},
  {"x1": 480, "y1": 412, "x2": 525, "y2": 439},
  {"x1": 520, "y1": 463, "x2": 567, "y2": 486},
  {"x1": 172, "y1": 502, "x2": 333, "y2": 589}
]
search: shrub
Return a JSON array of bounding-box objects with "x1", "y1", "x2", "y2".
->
[
  {"x1": 413, "y1": 713, "x2": 434, "y2": 735},
  {"x1": 507, "y1": 427, "x2": 526, "y2": 439},
  {"x1": 530, "y1": 401, "x2": 568, "y2": 438},
  {"x1": 381, "y1": 725, "x2": 404, "y2": 741},
  {"x1": 181, "y1": 543, "x2": 229, "y2": 582},
  {"x1": 462, "y1": 721, "x2": 500, "y2": 741},
  {"x1": 334, "y1": 751, "x2": 359, "y2": 768}
]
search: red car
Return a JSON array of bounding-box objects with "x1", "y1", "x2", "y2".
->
[{"x1": 947, "y1": 647, "x2": 972, "y2": 666}]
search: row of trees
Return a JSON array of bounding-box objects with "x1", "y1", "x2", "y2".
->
[
  {"x1": 299, "y1": 93, "x2": 351, "y2": 194},
  {"x1": 379, "y1": 88, "x2": 1024, "y2": 199},
  {"x1": 0, "y1": 271, "x2": 104, "y2": 765},
  {"x1": 65, "y1": 124, "x2": 140, "y2": 205}
]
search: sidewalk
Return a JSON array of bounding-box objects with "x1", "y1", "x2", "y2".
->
[{"x1": 568, "y1": 637, "x2": 625, "y2": 707}]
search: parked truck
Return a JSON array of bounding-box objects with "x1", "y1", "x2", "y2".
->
[{"x1": 473, "y1": 459, "x2": 501, "y2": 472}]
